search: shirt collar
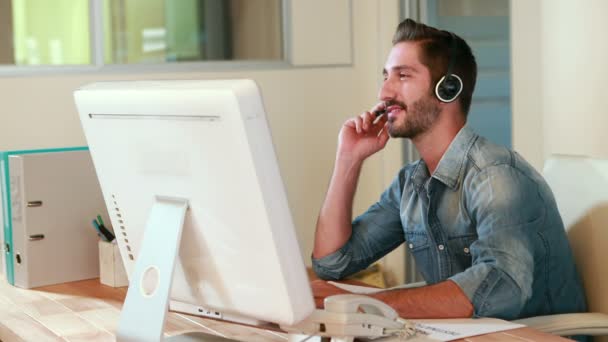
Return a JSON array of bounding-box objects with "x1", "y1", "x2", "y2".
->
[{"x1": 431, "y1": 125, "x2": 478, "y2": 190}]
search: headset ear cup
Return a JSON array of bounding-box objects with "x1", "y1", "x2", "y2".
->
[{"x1": 435, "y1": 74, "x2": 463, "y2": 103}]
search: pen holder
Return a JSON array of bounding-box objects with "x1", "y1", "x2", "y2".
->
[{"x1": 98, "y1": 240, "x2": 129, "y2": 287}]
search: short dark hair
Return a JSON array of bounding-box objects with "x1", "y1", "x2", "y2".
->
[{"x1": 392, "y1": 19, "x2": 477, "y2": 116}]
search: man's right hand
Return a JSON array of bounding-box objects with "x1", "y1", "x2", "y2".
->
[
  {"x1": 337, "y1": 104, "x2": 390, "y2": 163},
  {"x1": 313, "y1": 104, "x2": 390, "y2": 259}
]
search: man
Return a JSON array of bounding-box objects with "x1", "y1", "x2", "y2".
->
[{"x1": 311, "y1": 19, "x2": 586, "y2": 320}]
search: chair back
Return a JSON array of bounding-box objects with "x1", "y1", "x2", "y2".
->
[{"x1": 543, "y1": 155, "x2": 608, "y2": 320}]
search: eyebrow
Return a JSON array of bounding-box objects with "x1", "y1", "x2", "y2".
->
[{"x1": 382, "y1": 65, "x2": 418, "y2": 76}]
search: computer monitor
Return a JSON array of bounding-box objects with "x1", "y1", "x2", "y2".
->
[{"x1": 74, "y1": 79, "x2": 315, "y2": 340}]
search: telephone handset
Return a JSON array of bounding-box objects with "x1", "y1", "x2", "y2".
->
[{"x1": 282, "y1": 294, "x2": 416, "y2": 341}]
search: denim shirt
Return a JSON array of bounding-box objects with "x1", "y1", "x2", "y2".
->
[{"x1": 312, "y1": 126, "x2": 587, "y2": 320}]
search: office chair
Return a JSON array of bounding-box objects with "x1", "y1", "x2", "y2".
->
[{"x1": 513, "y1": 155, "x2": 608, "y2": 339}]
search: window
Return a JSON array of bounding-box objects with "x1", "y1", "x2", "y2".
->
[
  {"x1": 1, "y1": 0, "x2": 91, "y2": 65},
  {"x1": 438, "y1": 0, "x2": 508, "y2": 17},
  {"x1": 0, "y1": 0, "x2": 283, "y2": 67}
]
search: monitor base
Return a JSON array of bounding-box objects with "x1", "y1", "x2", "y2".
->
[{"x1": 165, "y1": 332, "x2": 242, "y2": 342}]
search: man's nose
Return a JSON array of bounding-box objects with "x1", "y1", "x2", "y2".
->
[{"x1": 378, "y1": 79, "x2": 396, "y2": 102}]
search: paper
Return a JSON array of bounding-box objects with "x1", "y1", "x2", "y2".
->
[
  {"x1": 404, "y1": 318, "x2": 524, "y2": 341},
  {"x1": 328, "y1": 281, "x2": 384, "y2": 294}
]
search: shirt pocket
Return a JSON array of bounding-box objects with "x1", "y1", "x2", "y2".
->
[
  {"x1": 405, "y1": 228, "x2": 433, "y2": 280},
  {"x1": 405, "y1": 230, "x2": 430, "y2": 251},
  {"x1": 447, "y1": 235, "x2": 477, "y2": 270}
]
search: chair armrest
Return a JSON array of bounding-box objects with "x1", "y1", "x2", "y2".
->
[{"x1": 514, "y1": 312, "x2": 608, "y2": 336}]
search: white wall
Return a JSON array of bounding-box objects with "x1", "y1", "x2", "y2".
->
[
  {"x1": 0, "y1": 1, "x2": 405, "y2": 280},
  {"x1": 540, "y1": 0, "x2": 608, "y2": 160},
  {"x1": 512, "y1": 0, "x2": 608, "y2": 170},
  {"x1": 511, "y1": 0, "x2": 543, "y2": 171}
]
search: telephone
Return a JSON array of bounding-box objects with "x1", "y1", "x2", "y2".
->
[{"x1": 281, "y1": 294, "x2": 417, "y2": 341}]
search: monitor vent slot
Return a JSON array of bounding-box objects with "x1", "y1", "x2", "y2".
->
[{"x1": 111, "y1": 194, "x2": 134, "y2": 261}]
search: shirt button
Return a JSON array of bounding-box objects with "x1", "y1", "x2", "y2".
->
[
  {"x1": 438, "y1": 244, "x2": 445, "y2": 251},
  {"x1": 464, "y1": 247, "x2": 470, "y2": 254},
  {"x1": 409, "y1": 243, "x2": 414, "y2": 249}
]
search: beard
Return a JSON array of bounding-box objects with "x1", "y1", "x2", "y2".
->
[{"x1": 387, "y1": 94, "x2": 441, "y2": 139}]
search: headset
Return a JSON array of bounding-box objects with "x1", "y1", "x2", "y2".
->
[{"x1": 434, "y1": 32, "x2": 463, "y2": 103}]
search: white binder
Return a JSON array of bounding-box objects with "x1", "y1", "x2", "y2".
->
[
  {"x1": 0, "y1": 185, "x2": 4, "y2": 278},
  {"x1": 0, "y1": 148, "x2": 109, "y2": 288}
]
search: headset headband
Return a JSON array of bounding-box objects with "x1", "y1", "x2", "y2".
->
[
  {"x1": 434, "y1": 31, "x2": 463, "y2": 103},
  {"x1": 444, "y1": 32, "x2": 458, "y2": 80}
]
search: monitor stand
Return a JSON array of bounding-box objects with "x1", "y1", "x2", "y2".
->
[
  {"x1": 164, "y1": 332, "x2": 249, "y2": 342},
  {"x1": 114, "y1": 196, "x2": 240, "y2": 342},
  {"x1": 113, "y1": 195, "x2": 310, "y2": 341}
]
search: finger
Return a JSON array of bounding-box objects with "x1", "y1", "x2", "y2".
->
[
  {"x1": 370, "y1": 114, "x2": 388, "y2": 133},
  {"x1": 344, "y1": 118, "x2": 355, "y2": 127},
  {"x1": 361, "y1": 112, "x2": 373, "y2": 132},
  {"x1": 378, "y1": 124, "x2": 390, "y2": 146},
  {"x1": 354, "y1": 116, "x2": 363, "y2": 134}
]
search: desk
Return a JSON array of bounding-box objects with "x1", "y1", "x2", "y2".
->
[{"x1": 0, "y1": 278, "x2": 571, "y2": 341}]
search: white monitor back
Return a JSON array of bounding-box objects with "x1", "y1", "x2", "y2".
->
[{"x1": 74, "y1": 79, "x2": 314, "y2": 326}]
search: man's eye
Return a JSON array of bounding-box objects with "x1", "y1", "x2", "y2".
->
[{"x1": 399, "y1": 74, "x2": 410, "y2": 79}]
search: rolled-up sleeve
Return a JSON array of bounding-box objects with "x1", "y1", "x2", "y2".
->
[
  {"x1": 312, "y1": 168, "x2": 407, "y2": 280},
  {"x1": 450, "y1": 164, "x2": 542, "y2": 320}
]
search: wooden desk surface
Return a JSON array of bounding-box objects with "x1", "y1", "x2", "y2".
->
[{"x1": 0, "y1": 278, "x2": 570, "y2": 341}]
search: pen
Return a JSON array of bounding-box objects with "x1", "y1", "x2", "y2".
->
[
  {"x1": 99, "y1": 224, "x2": 115, "y2": 242},
  {"x1": 94, "y1": 219, "x2": 114, "y2": 242},
  {"x1": 97, "y1": 214, "x2": 105, "y2": 227},
  {"x1": 96, "y1": 214, "x2": 115, "y2": 241},
  {"x1": 92, "y1": 219, "x2": 109, "y2": 242}
]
